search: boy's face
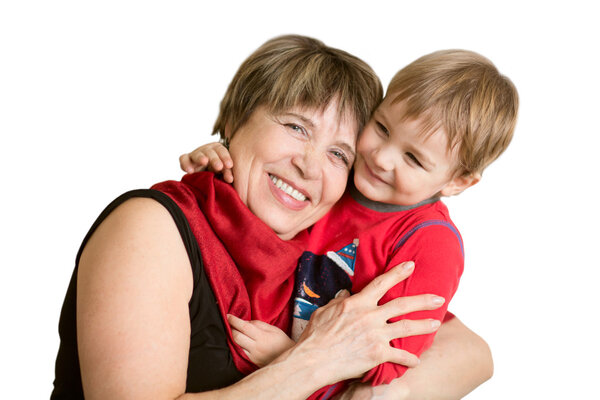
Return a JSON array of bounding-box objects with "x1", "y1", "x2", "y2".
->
[{"x1": 354, "y1": 98, "x2": 475, "y2": 206}]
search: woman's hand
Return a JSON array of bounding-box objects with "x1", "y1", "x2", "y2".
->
[
  {"x1": 179, "y1": 142, "x2": 234, "y2": 183},
  {"x1": 288, "y1": 261, "x2": 444, "y2": 387},
  {"x1": 332, "y1": 316, "x2": 494, "y2": 400}
]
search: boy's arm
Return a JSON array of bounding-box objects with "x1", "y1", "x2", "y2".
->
[
  {"x1": 179, "y1": 142, "x2": 234, "y2": 182},
  {"x1": 363, "y1": 223, "x2": 464, "y2": 385},
  {"x1": 333, "y1": 316, "x2": 493, "y2": 400},
  {"x1": 227, "y1": 314, "x2": 295, "y2": 368}
]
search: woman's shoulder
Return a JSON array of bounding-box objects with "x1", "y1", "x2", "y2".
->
[{"x1": 78, "y1": 193, "x2": 194, "y2": 298}]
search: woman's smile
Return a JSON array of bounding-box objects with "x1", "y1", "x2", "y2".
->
[{"x1": 268, "y1": 173, "x2": 309, "y2": 204}]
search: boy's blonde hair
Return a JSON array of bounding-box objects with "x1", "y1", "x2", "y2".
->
[
  {"x1": 388, "y1": 49, "x2": 519, "y2": 176},
  {"x1": 213, "y1": 35, "x2": 383, "y2": 140}
]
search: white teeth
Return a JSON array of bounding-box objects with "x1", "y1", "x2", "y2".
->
[{"x1": 269, "y1": 174, "x2": 307, "y2": 201}]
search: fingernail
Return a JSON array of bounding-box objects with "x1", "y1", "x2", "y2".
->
[
  {"x1": 403, "y1": 261, "x2": 415, "y2": 270},
  {"x1": 432, "y1": 296, "x2": 445, "y2": 305},
  {"x1": 431, "y1": 320, "x2": 441, "y2": 329}
]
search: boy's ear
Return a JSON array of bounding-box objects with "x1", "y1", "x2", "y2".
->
[{"x1": 440, "y1": 172, "x2": 481, "y2": 197}]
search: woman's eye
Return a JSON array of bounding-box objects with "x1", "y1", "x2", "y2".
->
[
  {"x1": 286, "y1": 123, "x2": 307, "y2": 136},
  {"x1": 330, "y1": 150, "x2": 349, "y2": 166},
  {"x1": 406, "y1": 153, "x2": 423, "y2": 168}
]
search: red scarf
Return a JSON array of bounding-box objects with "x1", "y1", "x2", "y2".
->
[{"x1": 152, "y1": 172, "x2": 308, "y2": 374}]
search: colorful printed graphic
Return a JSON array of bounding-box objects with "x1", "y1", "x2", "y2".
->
[{"x1": 291, "y1": 239, "x2": 358, "y2": 340}]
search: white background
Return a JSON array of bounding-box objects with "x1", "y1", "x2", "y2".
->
[{"x1": 1, "y1": 1, "x2": 598, "y2": 398}]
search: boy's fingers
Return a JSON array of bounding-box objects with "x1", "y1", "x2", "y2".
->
[
  {"x1": 227, "y1": 314, "x2": 259, "y2": 339},
  {"x1": 231, "y1": 328, "x2": 254, "y2": 350},
  {"x1": 223, "y1": 169, "x2": 234, "y2": 183},
  {"x1": 179, "y1": 153, "x2": 195, "y2": 174},
  {"x1": 248, "y1": 319, "x2": 275, "y2": 330},
  {"x1": 189, "y1": 150, "x2": 209, "y2": 165},
  {"x1": 357, "y1": 261, "x2": 415, "y2": 303},
  {"x1": 206, "y1": 149, "x2": 225, "y2": 171},
  {"x1": 227, "y1": 314, "x2": 247, "y2": 331},
  {"x1": 215, "y1": 146, "x2": 234, "y2": 168}
]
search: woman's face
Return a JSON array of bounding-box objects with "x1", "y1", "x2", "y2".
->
[{"x1": 228, "y1": 100, "x2": 357, "y2": 240}]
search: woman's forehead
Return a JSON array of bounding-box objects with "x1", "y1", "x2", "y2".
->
[{"x1": 268, "y1": 100, "x2": 359, "y2": 132}]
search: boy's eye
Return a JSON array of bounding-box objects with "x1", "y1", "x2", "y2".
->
[
  {"x1": 375, "y1": 121, "x2": 389, "y2": 137},
  {"x1": 406, "y1": 152, "x2": 424, "y2": 168}
]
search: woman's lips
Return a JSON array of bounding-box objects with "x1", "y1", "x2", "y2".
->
[{"x1": 267, "y1": 173, "x2": 311, "y2": 210}]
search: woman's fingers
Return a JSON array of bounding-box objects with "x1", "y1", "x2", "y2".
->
[
  {"x1": 380, "y1": 294, "x2": 445, "y2": 320},
  {"x1": 387, "y1": 318, "x2": 441, "y2": 341},
  {"x1": 386, "y1": 347, "x2": 421, "y2": 368},
  {"x1": 356, "y1": 261, "x2": 415, "y2": 303}
]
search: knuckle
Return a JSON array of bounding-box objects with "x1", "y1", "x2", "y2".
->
[
  {"x1": 397, "y1": 319, "x2": 412, "y2": 336},
  {"x1": 390, "y1": 297, "x2": 408, "y2": 315},
  {"x1": 371, "y1": 275, "x2": 387, "y2": 290},
  {"x1": 311, "y1": 306, "x2": 325, "y2": 319},
  {"x1": 338, "y1": 297, "x2": 356, "y2": 314},
  {"x1": 393, "y1": 348, "x2": 417, "y2": 367},
  {"x1": 369, "y1": 341, "x2": 387, "y2": 363}
]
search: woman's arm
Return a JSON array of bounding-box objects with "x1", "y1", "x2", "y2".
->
[
  {"x1": 77, "y1": 198, "x2": 193, "y2": 399},
  {"x1": 77, "y1": 198, "x2": 443, "y2": 400},
  {"x1": 334, "y1": 316, "x2": 493, "y2": 400}
]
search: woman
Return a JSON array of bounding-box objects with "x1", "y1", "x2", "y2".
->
[{"x1": 52, "y1": 35, "x2": 490, "y2": 399}]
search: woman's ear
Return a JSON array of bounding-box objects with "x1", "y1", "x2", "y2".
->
[{"x1": 440, "y1": 172, "x2": 481, "y2": 197}]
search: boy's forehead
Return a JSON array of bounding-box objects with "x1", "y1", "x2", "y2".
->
[
  {"x1": 377, "y1": 98, "x2": 441, "y2": 139},
  {"x1": 376, "y1": 98, "x2": 462, "y2": 169}
]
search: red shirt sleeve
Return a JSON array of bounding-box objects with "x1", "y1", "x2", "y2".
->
[{"x1": 361, "y1": 223, "x2": 464, "y2": 385}]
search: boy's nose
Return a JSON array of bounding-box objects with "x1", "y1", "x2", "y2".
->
[{"x1": 372, "y1": 146, "x2": 395, "y2": 171}]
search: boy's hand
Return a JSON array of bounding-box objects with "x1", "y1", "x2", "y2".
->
[
  {"x1": 179, "y1": 142, "x2": 234, "y2": 183},
  {"x1": 227, "y1": 314, "x2": 295, "y2": 368}
]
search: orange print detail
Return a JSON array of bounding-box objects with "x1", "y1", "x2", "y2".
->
[{"x1": 303, "y1": 282, "x2": 321, "y2": 298}]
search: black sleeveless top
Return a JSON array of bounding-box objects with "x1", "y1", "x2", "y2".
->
[{"x1": 51, "y1": 190, "x2": 244, "y2": 399}]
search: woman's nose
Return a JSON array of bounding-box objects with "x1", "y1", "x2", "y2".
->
[{"x1": 292, "y1": 147, "x2": 322, "y2": 180}]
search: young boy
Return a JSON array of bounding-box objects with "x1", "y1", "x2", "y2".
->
[{"x1": 181, "y1": 49, "x2": 518, "y2": 397}]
